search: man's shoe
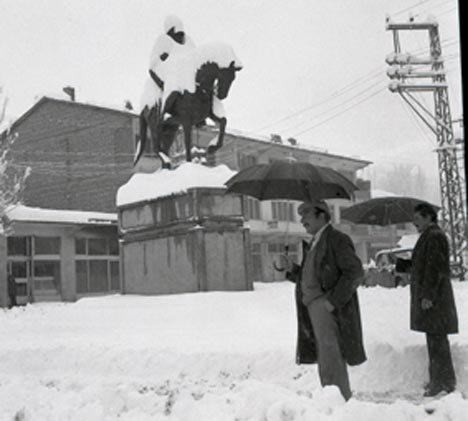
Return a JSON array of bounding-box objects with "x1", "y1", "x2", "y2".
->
[{"x1": 423, "y1": 384, "x2": 455, "y2": 397}]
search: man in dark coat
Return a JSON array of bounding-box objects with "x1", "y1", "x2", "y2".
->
[
  {"x1": 279, "y1": 199, "x2": 366, "y2": 401},
  {"x1": 7, "y1": 272, "x2": 17, "y2": 309},
  {"x1": 410, "y1": 203, "x2": 458, "y2": 397}
]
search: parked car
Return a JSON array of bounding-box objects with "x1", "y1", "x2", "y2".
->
[{"x1": 364, "y1": 247, "x2": 413, "y2": 287}]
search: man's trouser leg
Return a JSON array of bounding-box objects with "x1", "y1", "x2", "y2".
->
[
  {"x1": 307, "y1": 296, "x2": 351, "y2": 400},
  {"x1": 426, "y1": 333, "x2": 456, "y2": 390}
]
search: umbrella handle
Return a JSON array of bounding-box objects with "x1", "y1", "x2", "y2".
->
[{"x1": 273, "y1": 244, "x2": 289, "y2": 272}]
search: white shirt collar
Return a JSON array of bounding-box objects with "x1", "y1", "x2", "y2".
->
[{"x1": 311, "y1": 222, "x2": 331, "y2": 249}]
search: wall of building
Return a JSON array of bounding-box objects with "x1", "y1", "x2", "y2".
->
[{"x1": 10, "y1": 100, "x2": 136, "y2": 212}]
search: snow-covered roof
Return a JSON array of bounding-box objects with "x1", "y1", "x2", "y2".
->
[
  {"x1": 3, "y1": 205, "x2": 117, "y2": 226},
  {"x1": 397, "y1": 233, "x2": 419, "y2": 249},
  {"x1": 201, "y1": 126, "x2": 372, "y2": 168},
  {"x1": 116, "y1": 162, "x2": 236, "y2": 207},
  {"x1": 370, "y1": 189, "x2": 397, "y2": 198},
  {"x1": 5, "y1": 97, "x2": 138, "y2": 136}
]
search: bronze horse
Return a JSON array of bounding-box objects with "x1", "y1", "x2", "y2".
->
[{"x1": 136, "y1": 56, "x2": 242, "y2": 167}]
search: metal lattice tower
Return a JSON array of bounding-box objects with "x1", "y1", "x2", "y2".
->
[{"x1": 385, "y1": 17, "x2": 466, "y2": 280}]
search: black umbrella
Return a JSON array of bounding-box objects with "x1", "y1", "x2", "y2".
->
[
  {"x1": 224, "y1": 160, "x2": 358, "y2": 201},
  {"x1": 341, "y1": 196, "x2": 440, "y2": 226},
  {"x1": 225, "y1": 159, "x2": 358, "y2": 272}
]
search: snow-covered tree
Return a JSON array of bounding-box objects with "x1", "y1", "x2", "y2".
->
[{"x1": 0, "y1": 88, "x2": 31, "y2": 229}]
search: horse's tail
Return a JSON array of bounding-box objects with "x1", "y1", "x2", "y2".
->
[{"x1": 134, "y1": 110, "x2": 148, "y2": 165}]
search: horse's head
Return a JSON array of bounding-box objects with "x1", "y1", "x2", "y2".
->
[{"x1": 215, "y1": 61, "x2": 242, "y2": 100}]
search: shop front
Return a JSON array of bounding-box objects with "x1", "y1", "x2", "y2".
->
[{"x1": 0, "y1": 206, "x2": 120, "y2": 307}]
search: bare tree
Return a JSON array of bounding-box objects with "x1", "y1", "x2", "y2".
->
[
  {"x1": 370, "y1": 163, "x2": 429, "y2": 199},
  {"x1": 0, "y1": 88, "x2": 31, "y2": 226}
]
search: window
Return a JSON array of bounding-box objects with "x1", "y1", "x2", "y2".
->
[
  {"x1": 88, "y1": 238, "x2": 108, "y2": 255},
  {"x1": 238, "y1": 153, "x2": 258, "y2": 170},
  {"x1": 244, "y1": 197, "x2": 261, "y2": 220},
  {"x1": 110, "y1": 261, "x2": 120, "y2": 290},
  {"x1": 33, "y1": 261, "x2": 61, "y2": 293},
  {"x1": 89, "y1": 261, "x2": 109, "y2": 292},
  {"x1": 271, "y1": 201, "x2": 295, "y2": 222},
  {"x1": 11, "y1": 261, "x2": 27, "y2": 278},
  {"x1": 74, "y1": 237, "x2": 120, "y2": 294},
  {"x1": 7, "y1": 237, "x2": 29, "y2": 256},
  {"x1": 109, "y1": 239, "x2": 119, "y2": 256},
  {"x1": 10, "y1": 261, "x2": 28, "y2": 296},
  {"x1": 76, "y1": 260, "x2": 88, "y2": 293},
  {"x1": 75, "y1": 238, "x2": 87, "y2": 255},
  {"x1": 34, "y1": 237, "x2": 60, "y2": 255}
]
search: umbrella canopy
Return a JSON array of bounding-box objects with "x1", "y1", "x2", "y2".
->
[
  {"x1": 341, "y1": 196, "x2": 440, "y2": 226},
  {"x1": 224, "y1": 160, "x2": 358, "y2": 201}
]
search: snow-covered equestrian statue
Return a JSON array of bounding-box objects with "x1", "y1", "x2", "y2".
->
[
  {"x1": 156, "y1": 42, "x2": 242, "y2": 167},
  {"x1": 135, "y1": 17, "x2": 242, "y2": 168},
  {"x1": 136, "y1": 15, "x2": 195, "y2": 164}
]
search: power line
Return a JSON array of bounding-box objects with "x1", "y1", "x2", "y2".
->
[
  {"x1": 417, "y1": 0, "x2": 457, "y2": 17},
  {"x1": 253, "y1": 65, "x2": 386, "y2": 132},
  {"x1": 291, "y1": 87, "x2": 386, "y2": 138},
  {"x1": 398, "y1": 98, "x2": 435, "y2": 146},
  {"x1": 391, "y1": 0, "x2": 433, "y2": 17},
  {"x1": 281, "y1": 78, "x2": 386, "y2": 135}
]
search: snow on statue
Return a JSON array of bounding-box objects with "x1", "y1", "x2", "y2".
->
[
  {"x1": 138, "y1": 15, "x2": 196, "y2": 165},
  {"x1": 135, "y1": 15, "x2": 242, "y2": 168}
]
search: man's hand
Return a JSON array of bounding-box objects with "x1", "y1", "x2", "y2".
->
[
  {"x1": 421, "y1": 298, "x2": 433, "y2": 310},
  {"x1": 277, "y1": 254, "x2": 293, "y2": 272},
  {"x1": 324, "y1": 300, "x2": 335, "y2": 313}
]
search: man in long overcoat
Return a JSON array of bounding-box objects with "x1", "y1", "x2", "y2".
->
[
  {"x1": 410, "y1": 203, "x2": 458, "y2": 396},
  {"x1": 280, "y1": 200, "x2": 366, "y2": 400}
]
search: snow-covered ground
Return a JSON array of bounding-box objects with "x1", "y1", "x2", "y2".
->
[{"x1": 1, "y1": 282, "x2": 467, "y2": 420}]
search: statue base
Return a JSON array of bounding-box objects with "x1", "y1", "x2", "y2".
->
[
  {"x1": 133, "y1": 155, "x2": 162, "y2": 174},
  {"x1": 118, "y1": 186, "x2": 253, "y2": 295}
]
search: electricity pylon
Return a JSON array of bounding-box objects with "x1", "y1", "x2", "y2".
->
[{"x1": 385, "y1": 16, "x2": 466, "y2": 280}]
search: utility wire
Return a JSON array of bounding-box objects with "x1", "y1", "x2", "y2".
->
[
  {"x1": 291, "y1": 87, "x2": 386, "y2": 138},
  {"x1": 281, "y1": 78, "x2": 386, "y2": 136},
  {"x1": 391, "y1": 0, "x2": 433, "y2": 17},
  {"x1": 254, "y1": 65, "x2": 386, "y2": 133}
]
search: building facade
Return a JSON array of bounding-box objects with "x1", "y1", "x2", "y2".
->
[
  {"x1": 0, "y1": 97, "x2": 409, "y2": 303},
  {"x1": 0, "y1": 206, "x2": 120, "y2": 307},
  {"x1": 163, "y1": 126, "x2": 409, "y2": 281},
  {"x1": 4, "y1": 97, "x2": 137, "y2": 212}
]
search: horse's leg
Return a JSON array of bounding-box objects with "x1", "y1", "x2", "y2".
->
[
  {"x1": 147, "y1": 105, "x2": 161, "y2": 156},
  {"x1": 135, "y1": 109, "x2": 148, "y2": 164},
  {"x1": 182, "y1": 121, "x2": 193, "y2": 162},
  {"x1": 207, "y1": 113, "x2": 227, "y2": 155},
  {"x1": 159, "y1": 118, "x2": 179, "y2": 169}
]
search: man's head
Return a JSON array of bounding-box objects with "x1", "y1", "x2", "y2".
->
[
  {"x1": 413, "y1": 202, "x2": 437, "y2": 233},
  {"x1": 298, "y1": 199, "x2": 331, "y2": 235},
  {"x1": 164, "y1": 15, "x2": 186, "y2": 44}
]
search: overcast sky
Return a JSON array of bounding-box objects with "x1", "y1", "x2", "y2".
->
[{"x1": 0, "y1": 0, "x2": 462, "y2": 200}]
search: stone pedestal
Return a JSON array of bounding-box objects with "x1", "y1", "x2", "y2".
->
[{"x1": 118, "y1": 187, "x2": 253, "y2": 295}]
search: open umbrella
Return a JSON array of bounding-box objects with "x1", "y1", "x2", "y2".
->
[
  {"x1": 340, "y1": 196, "x2": 440, "y2": 226},
  {"x1": 224, "y1": 160, "x2": 358, "y2": 201},
  {"x1": 225, "y1": 159, "x2": 358, "y2": 272}
]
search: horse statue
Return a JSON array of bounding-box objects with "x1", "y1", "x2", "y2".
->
[
  {"x1": 135, "y1": 42, "x2": 242, "y2": 168},
  {"x1": 136, "y1": 16, "x2": 195, "y2": 166}
]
